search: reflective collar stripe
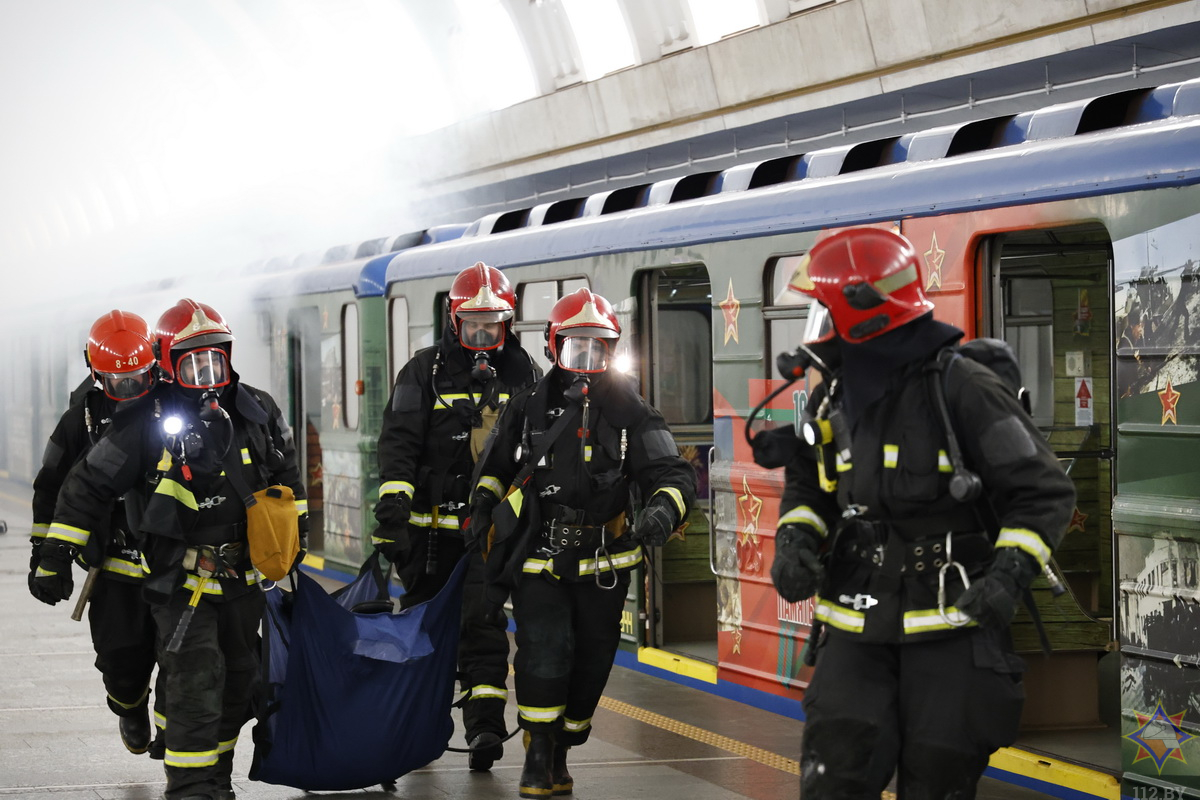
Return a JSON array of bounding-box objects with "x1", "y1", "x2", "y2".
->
[
  {"x1": 937, "y1": 451, "x2": 953, "y2": 473},
  {"x1": 996, "y1": 528, "x2": 1051, "y2": 568},
  {"x1": 469, "y1": 685, "x2": 509, "y2": 700},
  {"x1": 579, "y1": 549, "x2": 642, "y2": 574},
  {"x1": 562, "y1": 716, "x2": 592, "y2": 733},
  {"x1": 902, "y1": 607, "x2": 976, "y2": 633},
  {"x1": 883, "y1": 444, "x2": 899, "y2": 468},
  {"x1": 518, "y1": 705, "x2": 566, "y2": 723},
  {"x1": 477, "y1": 476, "x2": 505, "y2": 498},
  {"x1": 778, "y1": 506, "x2": 828, "y2": 538},
  {"x1": 652, "y1": 487, "x2": 686, "y2": 519},
  {"x1": 102, "y1": 557, "x2": 145, "y2": 579},
  {"x1": 164, "y1": 748, "x2": 219, "y2": 768},
  {"x1": 155, "y1": 478, "x2": 199, "y2": 511},
  {"x1": 240, "y1": 448, "x2": 252, "y2": 464},
  {"x1": 380, "y1": 481, "x2": 415, "y2": 499},
  {"x1": 410, "y1": 512, "x2": 461, "y2": 530},
  {"x1": 814, "y1": 598, "x2": 866, "y2": 633},
  {"x1": 47, "y1": 522, "x2": 90, "y2": 546}
]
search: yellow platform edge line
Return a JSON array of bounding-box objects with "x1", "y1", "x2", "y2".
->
[
  {"x1": 302, "y1": 553, "x2": 326, "y2": 571},
  {"x1": 988, "y1": 746, "x2": 1120, "y2": 799},
  {"x1": 637, "y1": 647, "x2": 718, "y2": 684}
]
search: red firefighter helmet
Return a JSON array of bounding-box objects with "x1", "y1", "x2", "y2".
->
[
  {"x1": 85, "y1": 310, "x2": 157, "y2": 400},
  {"x1": 784, "y1": 227, "x2": 933, "y2": 343},
  {"x1": 153, "y1": 299, "x2": 235, "y2": 387},
  {"x1": 545, "y1": 288, "x2": 621, "y2": 373},
  {"x1": 448, "y1": 262, "x2": 516, "y2": 351}
]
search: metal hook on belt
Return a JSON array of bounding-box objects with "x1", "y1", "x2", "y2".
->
[
  {"x1": 594, "y1": 542, "x2": 617, "y2": 590},
  {"x1": 937, "y1": 532, "x2": 972, "y2": 628}
]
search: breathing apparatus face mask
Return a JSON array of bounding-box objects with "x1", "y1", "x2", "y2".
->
[
  {"x1": 457, "y1": 312, "x2": 508, "y2": 351},
  {"x1": 174, "y1": 348, "x2": 231, "y2": 391},
  {"x1": 557, "y1": 336, "x2": 610, "y2": 374},
  {"x1": 96, "y1": 366, "x2": 154, "y2": 401}
]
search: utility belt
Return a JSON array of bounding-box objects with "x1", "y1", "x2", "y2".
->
[
  {"x1": 842, "y1": 527, "x2": 992, "y2": 575},
  {"x1": 540, "y1": 503, "x2": 624, "y2": 550}
]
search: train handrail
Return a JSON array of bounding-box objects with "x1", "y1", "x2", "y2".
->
[{"x1": 707, "y1": 446, "x2": 718, "y2": 577}]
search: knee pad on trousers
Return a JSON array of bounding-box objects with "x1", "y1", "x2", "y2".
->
[
  {"x1": 800, "y1": 718, "x2": 879, "y2": 798},
  {"x1": 900, "y1": 745, "x2": 986, "y2": 800}
]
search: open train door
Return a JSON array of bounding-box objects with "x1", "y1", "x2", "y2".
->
[
  {"x1": 981, "y1": 225, "x2": 1118, "y2": 774},
  {"x1": 634, "y1": 265, "x2": 716, "y2": 665},
  {"x1": 287, "y1": 307, "x2": 325, "y2": 553}
]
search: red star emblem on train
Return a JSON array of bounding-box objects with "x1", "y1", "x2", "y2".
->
[
  {"x1": 923, "y1": 231, "x2": 945, "y2": 291},
  {"x1": 736, "y1": 475, "x2": 763, "y2": 574},
  {"x1": 1159, "y1": 379, "x2": 1181, "y2": 425},
  {"x1": 1067, "y1": 507, "x2": 1088, "y2": 534},
  {"x1": 1124, "y1": 701, "x2": 1193, "y2": 773},
  {"x1": 720, "y1": 279, "x2": 740, "y2": 345}
]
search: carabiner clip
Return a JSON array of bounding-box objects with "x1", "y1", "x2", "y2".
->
[
  {"x1": 593, "y1": 543, "x2": 617, "y2": 590},
  {"x1": 937, "y1": 532, "x2": 972, "y2": 628}
]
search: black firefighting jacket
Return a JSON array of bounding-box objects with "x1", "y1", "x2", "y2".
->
[
  {"x1": 46, "y1": 377, "x2": 307, "y2": 602},
  {"x1": 376, "y1": 325, "x2": 540, "y2": 532},
  {"x1": 474, "y1": 369, "x2": 696, "y2": 592},
  {"x1": 32, "y1": 380, "x2": 143, "y2": 583},
  {"x1": 781, "y1": 322, "x2": 1075, "y2": 643}
]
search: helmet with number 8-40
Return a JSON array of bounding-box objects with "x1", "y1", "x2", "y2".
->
[
  {"x1": 545, "y1": 288, "x2": 621, "y2": 374},
  {"x1": 86, "y1": 310, "x2": 158, "y2": 400},
  {"x1": 153, "y1": 298, "x2": 235, "y2": 390},
  {"x1": 448, "y1": 261, "x2": 516, "y2": 352},
  {"x1": 784, "y1": 227, "x2": 933, "y2": 344}
]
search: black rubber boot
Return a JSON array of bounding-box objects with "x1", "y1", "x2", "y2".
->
[
  {"x1": 551, "y1": 744, "x2": 573, "y2": 796},
  {"x1": 468, "y1": 731, "x2": 504, "y2": 771},
  {"x1": 119, "y1": 706, "x2": 151, "y2": 754},
  {"x1": 518, "y1": 732, "x2": 554, "y2": 798}
]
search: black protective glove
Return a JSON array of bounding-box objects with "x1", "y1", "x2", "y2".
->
[
  {"x1": 750, "y1": 425, "x2": 802, "y2": 470},
  {"x1": 770, "y1": 524, "x2": 824, "y2": 603},
  {"x1": 632, "y1": 496, "x2": 680, "y2": 547},
  {"x1": 373, "y1": 492, "x2": 412, "y2": 527},
  {"x1": 466, "y1": 491, "x2": 502, "y2": 554},
  {"x1": 30, "y1": 540, "x2": 77, "y2": 606},
  {"x1": 956, "y1": 547, "x2": 1041, "y2": 629},
  {"x1": 27, "y1": 538, "x2": 41, "y2": 593},
  {"x1": 372, "y1": 524, "x2": 411, "y2": 565}
]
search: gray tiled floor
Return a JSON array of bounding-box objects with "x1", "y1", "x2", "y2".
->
[{"x1": 0, "y1": 480, "x2": 1056, "y2": 799}]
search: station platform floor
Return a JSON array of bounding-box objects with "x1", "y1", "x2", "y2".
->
[{"x1": 0, "y1": 479, "x2": 1060, "y2": 800}]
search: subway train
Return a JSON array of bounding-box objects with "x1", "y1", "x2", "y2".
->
[{"x1": 5, "y1": 75, "x2": 1200, "y2": 798}]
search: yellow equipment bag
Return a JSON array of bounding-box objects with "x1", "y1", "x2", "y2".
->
[
  {"x1": 470, "y1": 404, "x2": 502, "y2": 463},
  {"x1": 246, "y1": 485, "x2": 301, "y2": 581}
]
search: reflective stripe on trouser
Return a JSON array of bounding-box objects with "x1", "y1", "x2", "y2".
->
[
  {"x1": 87, "y1": 576, "x2": 157, "y2": 716},
  {"x1": 800, "y1": 628, "x2": 1024, "y2": 798},
  {"x1": 512, "y1": 570, "x2": 629, "y2": 747},
  {"x1": 151, "y1": 588, "x2": 264, "y2": 800},
  {"x1": 459, "y1": 552, "x2": 511, "y2": 740}
]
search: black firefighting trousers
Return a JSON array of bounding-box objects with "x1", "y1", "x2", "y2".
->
[
  {"x1": 151, "y1": 588, "x2": 264, "y2": 800},
  {"x1": 512, "y1": 570, "x2": 630, "y2": 747},
  {"x1": 400, "y1": 532, "x2": 510, "y2": 741},
  {"x1": 87, "y1": 577, "x2": 157, "y2": 719},
  {"x1": 801, "y1": 628, "x2": 1025, "y2": 799}
]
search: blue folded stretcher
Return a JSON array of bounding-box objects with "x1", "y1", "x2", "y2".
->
[{"x1": 250, "y1": 554, "x2": 466, "y2": 791}]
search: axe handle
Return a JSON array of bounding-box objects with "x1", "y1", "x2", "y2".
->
[{"x1": 71, "y1": 566, "x2": 102, "y2": 622}]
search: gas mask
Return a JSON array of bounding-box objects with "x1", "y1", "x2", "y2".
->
[
  {"x1": 557, "y1": 336, "x2": 609, "y2": 374},
  {"x1": 457, "y1": 313, "x2": 507, "y2": 352}
]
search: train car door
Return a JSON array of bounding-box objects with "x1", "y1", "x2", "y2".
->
[
  {"x1": 287, "y1": 307, "x2": 324, "y2": 553},
  {"x1": 636, "y1": 265, "x2": 716, "y2": 662},
  {"x1": 982, "y1": 224, "x2": 1118, "y2": 771}
]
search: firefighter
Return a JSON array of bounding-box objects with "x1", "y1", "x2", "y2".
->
[
  {"x1": 29, "y1": 310, "x2": 160, "y2": 756},
  {"x1": 768, "y1": 228, "x2": 1075, "y2": 798},
  {"x1": 469, "y1": 287, "x2": 695, "y2": 799},
  {"x1": 32, "y1": 298, "x2": 307, "y2": 800},
  {"x1": 373, "y1": 261, "x2": 540, "y2": 771}
]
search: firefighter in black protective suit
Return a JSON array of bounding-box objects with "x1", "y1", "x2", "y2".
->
[
  {"x1": 32, "y1": 298, "x2": 308, "y2": 800},
  {"x1": 764, "y1": 228, "x2": 1075, "y2": 799},
  {"x1": 373, "y1": 262, "x2": 540, "y2": 771},
  {"x1": 29, "y1": 310, "x2": 161, "y2": 756},
  {"x1": 469, "y1": 287, "x2": 696, "y2": 799}
]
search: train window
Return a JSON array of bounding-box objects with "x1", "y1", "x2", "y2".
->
[
  {"x1": 765, "y1": 254, "x2": 814, "y2": 371},
  {"x1": 388, "y1": 297, "x2": 410, "y2": 384},
  {"x1": 342, "y1": 303, "x2": 359, "y2": 430},
  {"x1": 516, "y1": 277, "x2": 590, "y2": 374},
  {"x1": 644, "y1": 265, "x2": 713, "y2": 425}
]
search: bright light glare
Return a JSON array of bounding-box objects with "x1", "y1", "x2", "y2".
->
[
  {"x1": 162, "y1": 416, "x2": 184, "y2": 436},
  {"x1": 686, "y1": 0, "x2": 760, "y2": 46},
  {"x1": 561, "y1": 0, "x2": 634, "y2": 80},
  {"x1": 613, "y1": 352, "x2": 635, "y2": 374}
]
